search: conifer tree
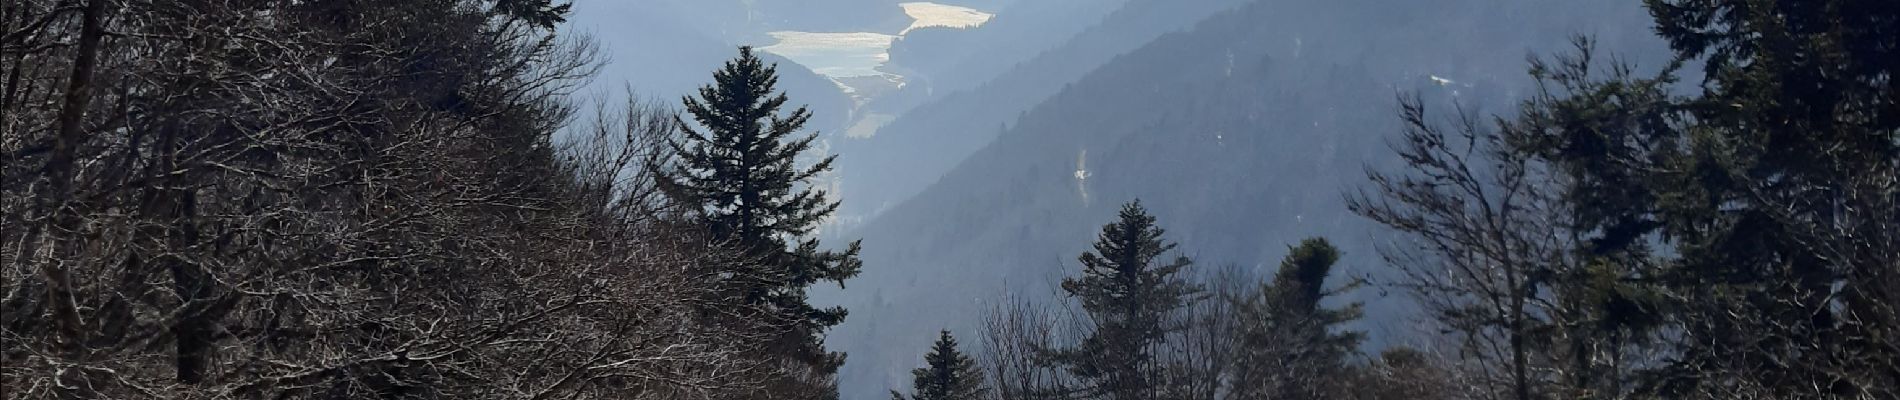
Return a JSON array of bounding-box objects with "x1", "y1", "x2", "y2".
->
[
  {"x1": 1502, "y1": 2, "x2": 1899, "y2": 397},
  {"x1": 1230, "y1": 238, "x2": 1364, "y2": 400},
  {"x1": 658, "y1": 46, "x2": 863, "y2": 391},
  {"x1": 1639, "y1": 4, "x2": 1897, "y2": 397},
  {"x1": 895, "y1": 331, "x2": 989, "y2": 400},
  {"x1": 1050, "y1": 200, "x2": 1200, "y2": 400}
]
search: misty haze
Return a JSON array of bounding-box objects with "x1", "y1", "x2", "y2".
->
[{"x1": 3, "y1": 1, "x2": 1896, "y2": 399}]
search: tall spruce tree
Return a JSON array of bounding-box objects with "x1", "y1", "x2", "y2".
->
[
  {"x1": 1050, "y1": 200, "x2": 1201, "y2": 400},
  {"x1": 1640, "y1": 3, "x2": 1898, "y2": 397},
  {"x1": 1230, "y1": 238, "x2": 1364, "y2": 400},
  {"x1": 1498, "y1": 2, "x2": 1900, "y2": 397},
  {"x1": 659, "y1": 46, "x2": 864, "y2": 390},
  {"x1": 894, "y1": 331, "x2": 988, "y2": 400}
]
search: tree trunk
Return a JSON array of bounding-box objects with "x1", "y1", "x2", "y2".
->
[
  {"x1": 1513, "y1": 314, "x2": 1530, "y2": 400},
  {"x1": 40, "y1": 0, "x2": 110, "y2": 356}
]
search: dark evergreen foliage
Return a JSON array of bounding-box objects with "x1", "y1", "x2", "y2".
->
[
  {"x1": 1497, "y1": 1, "x2": 1900, "y2": 397},
  {"x1": 658, "y1": 46, "x2": 866, "y2": 393},
  {"x1": 1049, "y1": 200, "x2": 1201, "y2": 400},
  {"x1": 1230, "y1": 238, "x2": 1364, "y2": 400},
  {"x1": 895, "y1": 330, "x2": 989, "y2": 400}
]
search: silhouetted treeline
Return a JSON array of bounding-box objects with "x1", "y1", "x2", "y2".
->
[{"x1": 935, "y1": 203, "x2": 1446, "y2": 400}]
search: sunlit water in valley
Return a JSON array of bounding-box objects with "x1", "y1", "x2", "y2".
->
[
  {"x1": 758, "y1": 2, "x2": 993, "y2": 108},
  {"x1": 898, "y1": 2, "x2": 995, "y2": 34},
  {"x1": 759, "y1": 31, "x2": 899, "y2": 78}
]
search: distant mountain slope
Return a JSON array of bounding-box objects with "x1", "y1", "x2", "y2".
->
[
  {"x1": 864, "y1": 0, "x2": 1130, "y2": 123},
  {"x1": 822, "y1": 0, "x2": 1667, "y2": 398},
  {"x1": 883, "y1": 0, "x2": 1130, "y2": 97},
  {"x1": 567, "y1": 0, "x2": 855, "y2": 134},
  {"x1": 831, "y1": 0, "x2": 1252, "y2": 220}
]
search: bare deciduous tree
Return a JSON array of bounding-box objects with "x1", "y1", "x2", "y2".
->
[
  {"x1": 1347, "y1": 96, "x2": 1579, "y2": 400},
  {"x1": 980, "y1": 294, "x2": 1066, "y2": 400},
  {"x1": 2, "y1": 1, "x2": 782, "y2": 398}
]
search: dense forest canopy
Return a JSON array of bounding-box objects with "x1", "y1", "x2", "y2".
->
[{"x1": 3, "y1": 1, "x2": 1893, "y2": 400}]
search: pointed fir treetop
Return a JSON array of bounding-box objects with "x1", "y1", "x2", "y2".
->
[
  {"x1": 1064, "y1": 200, "x2": 1199, "y2": 317},
  {"x1": 898, "y1": 330, "x2": 987, "y2": 400},
  {"x1": 656, "y1": 46, "x2": 862, "y2": 389},
  {"x1": 662, "y1": 45, "x2": 839, "y2": 246},
  {"x1": 1051, "y1": 200, "x2": 1202, "y2": 400}
]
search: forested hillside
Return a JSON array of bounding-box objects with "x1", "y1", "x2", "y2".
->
[
  {"x1": 826, "y1": 0, "x2": 1667, "y2": 397},
  {"x1": 831, "y1": 0, "x2": 1252, "y2": 219},
  {"x1": 3, "y1": 1, "x2": 1893, "y2": 400},
  {"x1": 880, "y1": 0, "x2": 1130, "y2": 106}
]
